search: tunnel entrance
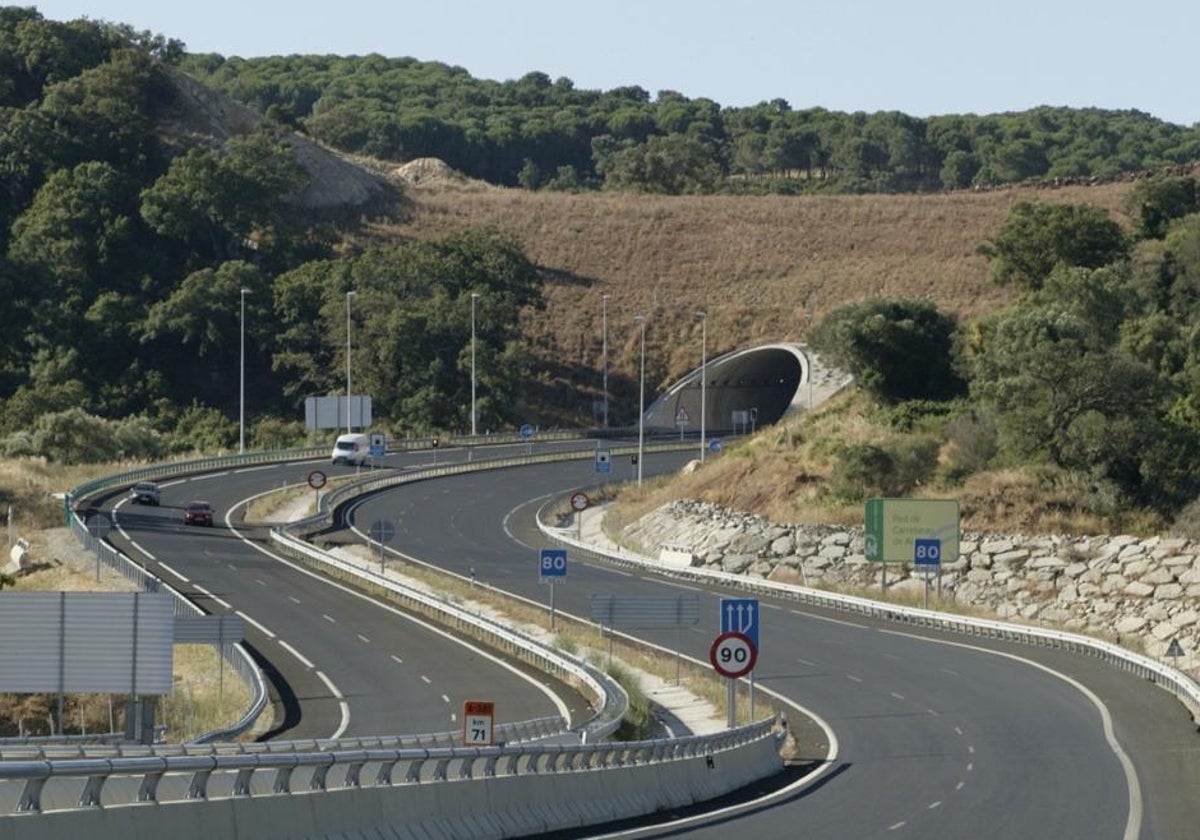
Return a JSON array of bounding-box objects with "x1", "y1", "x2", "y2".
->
[{"x1": 642, "y1": 344, "x2": 810, "y2": 433}]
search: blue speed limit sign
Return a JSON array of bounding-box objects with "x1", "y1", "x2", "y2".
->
[
  {"x1": 539, "y1": 548, "x2": 567, "y2": 582},
  {"x1": 914, "y1": 538, "x2": 942, "y2": 568}
]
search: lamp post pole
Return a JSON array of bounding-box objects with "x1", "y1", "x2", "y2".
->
[
  {"x1": 602, "y1": 294, "x2": 609, "y2": 428},
  {"x1": 239, "y1": 288, "x2": 249, "y2": 454},
  {"x1": 471, "y1": 292, "x2": 480, "y2": 437},
  {"x1": 697, "y1": 311, "x2": 707, "y2": 462},
  {"x1": 346, "y1": 290, "x2": 356, "y2": 434},
  {"x1": 636, "y1": 315, "x2": 646, "y2": 486}
]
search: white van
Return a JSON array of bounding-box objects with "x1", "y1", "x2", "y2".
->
[{"x1": 331, "y1": 433, "x2": 370, "y2": 466}]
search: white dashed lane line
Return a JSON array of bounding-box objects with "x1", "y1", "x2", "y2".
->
[
  {"x1": 357, "y1": 634, "x2": 371, "y2": 644},
  {"x1": 288, "y1": 596, "x2": 300, "y2": 605},
  {"x1": 323, "y1": 614, "x2": 336, "y2": 623},
  {"x1": 193, "y1": 585, "x2": 231, "y2": 610},
  {"x1": 158, "y1": 562, "x2": 187, "y2": 583},
  {"x1": 391, "y1": 655, "x2": 403, "y2": 665},
  {"x1": 846, "y1": 674, "x2": 863, "y2": 683},
  {"x1": 420, "y1": 676, "x2": 431, "y2": 685}
]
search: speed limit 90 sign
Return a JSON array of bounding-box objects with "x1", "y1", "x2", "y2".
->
[{"x1": 709, "y1": 631, "x2": 757, "y2": 679}]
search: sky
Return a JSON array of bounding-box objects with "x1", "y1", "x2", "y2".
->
[{"x1": 25, "y1": 0, "x2": 1200, "y2": 127}]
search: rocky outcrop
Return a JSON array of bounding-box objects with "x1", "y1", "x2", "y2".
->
[{"x1": 621, "y1": 500, "x2": 1200, "y2": 672}]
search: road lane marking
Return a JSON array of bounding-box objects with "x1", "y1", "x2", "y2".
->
[
  {"x1": 889, "y1": 822, "x2": 906, "y2": 831},
  {"x1": 441, "y1": 694, "x2": 450, "y2": 703},
  {"x1": 279, "y1": 640, "x2": 314, "y2": 669},
  {"x1": 890, "y1": 692, "x2": 905, "y2": 700},
  {"x1": 236, "y1": 610, "x2": 275, "y2": 639},
  {"x1": 846, "y1": 674, "x2": 863, "y2": 682},
  {"x1": 929, "y1": 801, "x2": 941, "y2": 810},
  {"x1": 158, "y1": 562, "x2": 188, "y2": 583},
  {"x1": 881, "y1": 625, "x2": 1143, "y2": 840},
  {"x1": 316, "y1": 670, "x2": 350, "y2": 739},
  {"x1": 420, "y1": 675, "x2": 431, "y2": 684},
  {"x1": 793, "y1": 610, "x2": 867, "y2": 629},
  {"x1": 323, "y1": 614, "x2": 336, "y2": 623},
  {"x1": 357, "y1": 634, "x2": 370, "y2": 644},
  {"x1": 391, "y1": 655, "x2": 403, "y2": 665},
  {"x1": 192, "y1": 585, "x2": 231, "y2": 610},
  {"x1": 288, "y1": 596, "x2": 301, "y2": 604}
]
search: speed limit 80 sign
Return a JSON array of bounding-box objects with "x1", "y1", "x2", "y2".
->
[{"x1": 709, "y1": 631, "x2": 757, "y2": 679}]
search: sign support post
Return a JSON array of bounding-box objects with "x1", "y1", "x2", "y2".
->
[{"x1": 539, "y1": 548, "x2": 568, "y2": 631}]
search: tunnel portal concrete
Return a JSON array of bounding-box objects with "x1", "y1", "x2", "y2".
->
[{"x1": 642, "y1": 343, "x2": 810, "y2": 433}]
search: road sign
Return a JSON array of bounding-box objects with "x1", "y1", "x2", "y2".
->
[
  {"x1": 709, "y1": 438, "x2": 723, "y2": 453},
  {"x1": 1167, "y1": 638, "x2": 1184, "y2": 658},
  {"x1": 519, "y1": 423, "x2": 535, "y2": 440},
  {"x1": 462, "y1": 700, "x2": 495, "y2": 745},
  {"x1": 675, "y1": 407, "x2": 690, "y2": 427},
  {"x1": 368, "y1": 519, "x2": 395, "y2": 544},
  {"x1": 570, "y1": 492, "x2": 590, "y2": 512},
  {"x1": 369, "y1": 432, "x2": 386, "y2": 458},
  {"x1": 864, "y1": 498, "x2": 959, "y2": 564},
  {"x1": 710, "y1": 631, "x2": 757, "y2": 679},
  {"x1": 595, "y1": 449, "x2": 612, "y2": 473},
  {"x1": 307, "y1": 470, "x2": 327, "y2": 490},
  {"x1": 720, "y1": 597, "x2": 760, "y2": 652},
  {"x1": 539, "y1": 548, "x2": 567, "y2": 582},
  {"x1": 914, "y1": 538, "x2": 942, "y2": 569}
]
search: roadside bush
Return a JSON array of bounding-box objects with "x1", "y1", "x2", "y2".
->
[
  {"x1": 171, "y1": 403, "x2": 236, "y2": 454},
  {"x1": 828, "y1": 436, "x2": 939, "y2": 500},
  {"x1": 940, "y1": 410, "x2": 998, "y2": 484}
]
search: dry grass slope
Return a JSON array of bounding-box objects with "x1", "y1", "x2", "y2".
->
[{"x1": 375, "y1": 181, "x2": 1135, "y2": 399}]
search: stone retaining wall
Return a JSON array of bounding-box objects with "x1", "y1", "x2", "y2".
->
[{"x1": 621, "y1": 500, "x2": 1199, "y2": 672}]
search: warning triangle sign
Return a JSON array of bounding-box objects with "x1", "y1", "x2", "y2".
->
[{"x1": 1166, "y1": 638, "x2": 1184, "y2": 658}]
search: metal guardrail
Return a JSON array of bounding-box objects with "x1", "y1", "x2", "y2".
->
[
  {"x1": 0, "y1": 717, "x2": 776, "y2": 813},
  {"x1": 0, "y1": 716, "x2": 568, "y2": 762},
  {"x1": 537, "y1": 504, "x2": 1200, "y2": 726},
  {"x1": 22, "y1": 440, "x2": 785, "y2": 825}
]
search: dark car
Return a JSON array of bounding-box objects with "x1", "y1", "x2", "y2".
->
[
  {"x1": 128, "y1": 481, "x2": 161, "y2": 506},
  {"x1": 183, "y1": 501, "x2": 215, "y2": 527}
]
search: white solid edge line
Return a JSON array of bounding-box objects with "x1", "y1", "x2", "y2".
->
[
  {"x1": 279, "y1": 639, "x2": 314, "y2": 670},
  {"x1": 880, "y1": 628, "x2": 1142, "y2": 840},
  {"x1": 316, "y1": 670, "x2": 351, "y2": 739},
  {"x1": 235, "y1": 610, "x2": 275, "y2": 639}
]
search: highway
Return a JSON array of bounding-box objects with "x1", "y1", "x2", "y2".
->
[
  {"x1": 93, "y1": 440, "x2": 1200, "y2": 837},
  {"x1": 99, "y1": 444, "x2": 594, "y2": 741},
  {"x1": 347, "y1": 448, "x2": 1200, "y2": 840}
]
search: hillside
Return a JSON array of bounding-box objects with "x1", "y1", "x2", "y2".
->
[{"x1": 375, "y1": 178, "x2": 1138, "y2": 397}]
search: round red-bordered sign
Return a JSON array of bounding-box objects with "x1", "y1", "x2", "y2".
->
[
  {"x1": 307, "y1": 470, "x2": 327, "y2": 490},
  {"x1": 569, "y1": 492, "x2": 590, "y2": 512},
  {"x1": 709, "y1": 631, "x2": 757, "y2": 679}
]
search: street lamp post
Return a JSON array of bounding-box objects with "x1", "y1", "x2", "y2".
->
[
  {"x1": 697, "y1": 311, "x2": 707, "y2": 462},
  {"x1": 471, "y1": 292, "x2": 480, "y2": 437},
  {"x1": 239, "y1": 288, "x2": 249, "y2": 454},
  {"x1": 636, "y1": 315, "x2": 646, "y2": 486},
  {"x1": 345, "y1": 290, "x2": 356, "y2": 434},
  {"x1": 602, "y1": 294, "x2": 609, "y2": 428}
]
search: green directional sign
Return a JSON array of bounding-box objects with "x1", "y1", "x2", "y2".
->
[{"x1": 864, "y1": 498, "x2": 959, "y2": 564}]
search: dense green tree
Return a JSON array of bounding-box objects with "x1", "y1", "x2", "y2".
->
[
  {"x1": 810, "y1": 298, "x2": 964, "y2": 404},
  {"x1": 140, "y1": 126, "x2": 309, "y2": 270},
  {"x1": 1126, "y1": 175, "x2": 1200, "y2": 239},
  {"x1": 979, "y1": 201, "x2": 1129, "y2": 291},
  {"x1": 970, "y1": 305, "x2": 1161, "y2": 487}
]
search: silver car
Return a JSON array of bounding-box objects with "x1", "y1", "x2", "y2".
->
[{"x1": 128, "y1": 481, "x2": 161, "y2": 506}]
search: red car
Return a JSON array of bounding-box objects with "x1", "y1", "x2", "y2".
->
[{"x1": 183, "y1": 501, "x2": 215, "y2": 527}]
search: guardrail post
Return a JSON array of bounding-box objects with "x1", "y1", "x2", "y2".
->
[
  {"x1": 233, "y1": 767, "x2": 255, "y2": 796},
  {"x1": 272, "y1": 766, "x2": 294, "y2": 794},
  {"x1": 138, "y1": 771, "x2": 163, "y2": 802},
  {"x1": 187, "y1": 768, "x2": 212, "y2": 799},
  {"x1": 17, "y1": 778, "x2": 46, "y2": 812},
  {"x1": 375, "y1": 758, "x2": 399, "y2": 786}
]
